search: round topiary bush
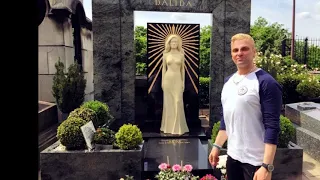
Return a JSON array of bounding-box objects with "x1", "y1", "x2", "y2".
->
[
  {"x1": 68, "y1": 107, "x2": 98, "y2": 127},
  {"x1": 57, "y1": 116, "x2": 87, "y2": 150},
  {"x1": 81, "y1": 100, "x2": 114, "y2": 127},
  {"x1": 278, "y1": 115, "x2": 295, "y2": 148},
  {"x1": 115, "y1": 124, "x2": 143, "y2": 150},
  {"x1": 211, "y1": 121, "x2": 227, "y2": 148}
]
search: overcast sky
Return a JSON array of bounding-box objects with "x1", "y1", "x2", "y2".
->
[{"x1": 83, "y1": 0, "x2": 320, "y2": 38}]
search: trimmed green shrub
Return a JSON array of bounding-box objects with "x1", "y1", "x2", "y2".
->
[
  {"x1": 199, "y1": 77, "x2": 210, "y2": 108},
  {"x1": 81, "y1": 100, "x2": 114, "y2": 127},
  {"x1": 57, "y1": 116, "x2": 87, "y2": 150},
  {"x1": 278, "y1": 115, "x2": 295, "y2": 148},
  {"x1": 211, "y1": 121, "x2": 227, "y2": 148},
  {"x1": 211, "y1": 115, "x2": 295, "y2": 149},
  {"x1": 115, "y1": 124, "x2": 143, "y2": 150},
  {"x1": 68, "y1": 107, "x2": 98, "y2": 127},
  {"x1": 277, "y1": 73, "x2": 304, "y2": 104},
  {"x1": 52, "y1": 60, "x2": 86, "y2": 113},
  {"x1": 296, "y1": 77, "x2": 320, "y2": 98},
  {"x1": 93, "y1": 127, "x2": 115, "y2": 145}
]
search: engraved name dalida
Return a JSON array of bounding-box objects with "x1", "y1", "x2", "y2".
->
[
  {"x1": 155, "y1": 0, "x2": 192, "y2": 7},
  {"x1": 159, "y1": 139, "x2": 191, "y2": 144}
]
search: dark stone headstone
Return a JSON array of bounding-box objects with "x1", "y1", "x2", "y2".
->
[
  {"x1": 92, "y1": 0, "x2": 251, "y2": 128},
  {"x1": 144, "y1": 138, "x2": 210, "y2": 171}
]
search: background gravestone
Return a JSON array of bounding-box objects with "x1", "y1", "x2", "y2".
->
[{"x1": 92, "y1": 0, "x2": 251, "y2": 130}]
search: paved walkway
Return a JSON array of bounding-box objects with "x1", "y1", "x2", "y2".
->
[{"x1": 302, "y1": 152, "x2": 320, "y2": 180}]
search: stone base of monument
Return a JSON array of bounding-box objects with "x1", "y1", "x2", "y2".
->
[
  {"x1": 295, "y1": 125, "x2": 320, "y2": 162},
  {"x1": 207, "y1": 140, "x2": 303, "y2": 180},
  {"x1": 40, "y1": 141, "x2": 144, "y2": 180},
  {"x1": 285, "y1": 102, "x2": 320, "y2": 162},
  {"x1": 142, "y1": 138, "x2": 222, "y2": 179}
]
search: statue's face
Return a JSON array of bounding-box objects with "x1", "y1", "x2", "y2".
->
[{"x1": 170, "y1": 37, "x2": 178, "y2": 49}]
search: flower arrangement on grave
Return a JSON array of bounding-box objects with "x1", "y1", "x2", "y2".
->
[
  {"x1": 200, "y1": 174, "x2": 218, "y2": 180},
  {"x1": 155, "y1": 156, "x2": 199, "y2": 180},
  {"x1": 216, "y1": 155, "x2": 228, "y2": 180},
  {"x1": 92, "y1": 127, "x2": 115, "y2": 145}
]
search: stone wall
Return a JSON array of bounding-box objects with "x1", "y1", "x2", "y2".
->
[
  {"x1": 92, "y1": 0, "x2": 251, "y2": 127},
  {"x1": 38, "y1": 16, "x2": 94, "y2": 102}
]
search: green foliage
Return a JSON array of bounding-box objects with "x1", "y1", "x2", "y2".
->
[
  {"x1": 115, "y1": 124, "x2": 143, "y2": 150},
  {"x1": 136, "y1": 62, "x2": 147, "y2": 75},
  {"x1": 277, "y1": 73, "x2": 304, "y2": 104},
  {"x1": 250, "y1": 17, "x2": 291, "y2": 54},
  {"x1": 278, "y1": 115, "x2": 295, "y2": 148},
  {"x1": 210, "y1": 116, "x2": 295, "y2": 149},
  {"x1": 68, "y1": 107, "x2": 98, "y2": 127},
  {"x1": 81, "y1": 100, "x2": 114, "y2": 127},
  {"x1": 199, "y1": 26, "x2": 211, "y2": 77},
  {"x1": 211, "y1": 121, "x2": 227, "y2": 148},
  {"x1": 199, "y1": 77, "x2": 210, "y2": 107},
  {"x1": 134, "y1": 26, "x2": 147, "y2": 63},
  {"x1": 52, "y1": 59, "x2": 86, "y2": 113},
  {"x1": 294, "y1": 41, "x2": 320, "y2": 69},
  {"x1": 93, "y1": 127, "x2": 115, "y2": 145},
  {"x1": 57, "y1": 116, "x2": 87, "y2": 150},
  {"x1": 296, "y1": 76, "x2": 320, "y2": 98}
]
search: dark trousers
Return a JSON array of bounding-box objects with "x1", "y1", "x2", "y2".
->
[{"x1": 226, "y1": 155, "x2": 260, "y2": 180}]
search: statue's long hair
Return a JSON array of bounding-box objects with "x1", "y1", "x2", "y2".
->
[{"x1": 163, "y1": 34, "x2": 184, "y2": 54}]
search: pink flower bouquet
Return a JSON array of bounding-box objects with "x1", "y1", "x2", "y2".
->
[{"x1": 155, "y1": 162, "x2": 199, "y2": 180}]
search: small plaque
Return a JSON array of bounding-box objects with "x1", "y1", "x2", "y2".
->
[
  {"x1": 297, "y1": 102, "x2": 317, "y2": 111},
  {"x1": 80, "y1": 121, "x2": 96, "y2": 150}
]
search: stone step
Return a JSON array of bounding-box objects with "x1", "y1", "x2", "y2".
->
[
  {"x1": 39, "y1": 123, "x2": 58, "y2": 152},
  {"x1": 295, "y1": 125, "x2": 320, "y2": 162},
  {"x1": 285, "y1": 102, "x2": 320, "y2": 135}
]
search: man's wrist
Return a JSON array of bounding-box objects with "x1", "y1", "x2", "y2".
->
[{"x1": 212, "y1": 143, "x2": 222, "y2": 151}]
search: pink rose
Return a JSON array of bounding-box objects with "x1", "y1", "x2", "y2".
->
[
  {"x1": 158, "y1": 163, "x2": 168, "y2": 170},
  {"x1": 183, "y1": 164, "x2": 193, "y2": 172},
  {"x1": 172, "y1": 164, "x2": 182, "y2": 172}
]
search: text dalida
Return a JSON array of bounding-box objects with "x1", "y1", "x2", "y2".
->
[{"x1": 155, "y1": 0, "x2": 192, "y2": 7}]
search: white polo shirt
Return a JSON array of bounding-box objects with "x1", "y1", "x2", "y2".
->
[{"x1": 220, "y1": 68, "x2": 282, "y2": 166}]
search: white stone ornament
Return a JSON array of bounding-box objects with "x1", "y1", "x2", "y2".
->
[{"x1": 238, "y1": 85, "x2": 248, "y2": 95}]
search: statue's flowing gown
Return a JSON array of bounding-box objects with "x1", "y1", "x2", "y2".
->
[{"x1": 160, "y1": 53, "x2": 189, "y2": 135}]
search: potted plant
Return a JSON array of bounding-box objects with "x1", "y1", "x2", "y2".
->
[
  {"x1": 208, "y1": 115, "x2": 303, "y2": 180},
  {"x1": 115, "y1": 123, "x2": 143, "y2": 150},
  {"x1": 52, "y1": 59, "x2": 86, "y2": 122},
  {"x1": 81, "y1": 100, "x2": 114, "y2": 128},
  {"x1": 92, "y1": 127, "x2": 115, "y2": 150}
]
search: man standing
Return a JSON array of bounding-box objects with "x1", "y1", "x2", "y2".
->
[{"x1": 208, "y1": 33, "x2": 282, "y2": 180}]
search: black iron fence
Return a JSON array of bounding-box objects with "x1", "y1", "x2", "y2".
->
[{"x1": 281, "y1": 37, "x2": 320, "y2": 69}]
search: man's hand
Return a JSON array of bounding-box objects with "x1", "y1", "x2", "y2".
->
[
  {"x1": 208, "y1": 147, "x2": 220, "y2": 167},
  {"x1": 253, "y1": 166, "x2": 271, "y2": 180}
]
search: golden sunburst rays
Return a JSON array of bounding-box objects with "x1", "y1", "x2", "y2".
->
[{"x1": 147, "y1": 23, "x2": 200, "y2": 94}]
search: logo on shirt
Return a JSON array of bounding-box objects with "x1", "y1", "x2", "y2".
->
[{"x1": 238, "y1": 85, "x2": 248, "y2": 95}]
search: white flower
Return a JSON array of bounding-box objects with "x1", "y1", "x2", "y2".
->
[{"x1": 221, "y1": 169, "x2": 226, "y2": 174}]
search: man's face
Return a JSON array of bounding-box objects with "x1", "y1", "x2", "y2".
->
[{"x1": 231, "y1": 39, "x2": 256, "y2": 68}]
